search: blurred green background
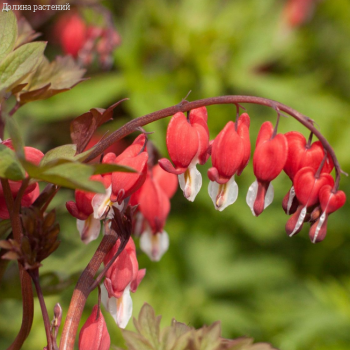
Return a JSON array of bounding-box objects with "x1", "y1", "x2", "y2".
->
[{"x1": 1, "y1": 0, "x2": 350, "y2": 349}]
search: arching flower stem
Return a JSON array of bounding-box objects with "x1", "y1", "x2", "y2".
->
[{"x1": 84, "y1": 95, "x2": 343, "y2": 192}]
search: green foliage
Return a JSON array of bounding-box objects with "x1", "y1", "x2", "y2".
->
[
  {"x1": 0, "y1": 41, "x2": 46, "y2": 96},
  {"x1": 0, "y1": 11, "x2": 17, "y2": 62},
  {"x1": 118, "y1": 304, "x2": 277, "y2": 350},
  {"x1": 0, "y1": 144, "x2": 25, "y2": 180}
]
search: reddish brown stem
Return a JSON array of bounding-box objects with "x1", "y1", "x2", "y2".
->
[
  {"x1": 59, "y1": 231, "x2": 119, "y2": 350},
  {"x1": 30, "y1": 269, "x2": 53, "y2": 350},
  {"x1": 1, "y1": 179, "x2": 34, "y2": 350},
  {"x1": 84, "y1": 95, "x2": 342, "y2": 190}
]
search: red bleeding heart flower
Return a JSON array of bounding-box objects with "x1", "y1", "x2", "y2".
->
[
  {"x1": 92, "y1": 135, "x2": 148, "y2": 220},
  {"x1": 207, "y1": 113, "x2": 250, "y2": 211},
  {"x1": 285, "y1": 167, "x2": 334, "y2": 237},
  {"x1": 101, "y1": 236, "x2": 145, "y2": 328},
  {"x1": 131, "y1": 164, "x2": 177, "y2": 261},
  {"x1": 283, "y1": 0, "x2": 316, "y2": 28},
  {"x1": 309, "y1": 185, "x2": 346, "y2": 243},
  {"x1": 282, "y1": 131, "x2": 334, "y2": 215},
  {"x1": 66, "y1": 175, "x2": 110, "y2": 244},
  {"x1": 78, "y1": 305, "x2": 110, "y2": 350},
  {"x1": 55, "y1": 13, "x2": 87, "y2": 58},
  {"x1": 246, "y1": 122, "x2": 288, "y2": 216},
  {"x1": 0, "y1": 140, "x2": 44, "y2": 219},
  {"x1": 159, "y1": 107, "x2": 209, "y2": 202}
]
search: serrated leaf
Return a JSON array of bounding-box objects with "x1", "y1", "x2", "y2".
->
[
  {"x1": 14, "y1": 16, "x2": 40, "y2": 49},
  {"x1": 172, "y1": 330, "x2": 195, "y2": 350},
  {"x1": 0, "y1": 144, "x2": 25, "y2": 180},
  {"x1": 121, "y1": 329, "x2": 154, "y2": 350},
  {"x1": 160, "y1": 327, "x2": 176, "y2": 350},
  {"x1": 0, "y1": 41, "x2": 46, "y2": 95},
  {"x1": 171, "y1": 319, "x2": 192, "y2": 338},
  {"x1": 133, "y1": 303, "x2": 161, "y2": 349},
  {"x1": 0, "y1": 10, "x2": 17, "y2": 62},
  {"x1": 70, "y1": 99, "x2": 128, "y2": 154},
  {"x1": 16, "y1": 56, "x2": 86, "y2": 105},
  {"x1": 197, "y1": 322, "x2": 222, "y2": 350},
  {"x1": 5, "y1": 116, "x2": 25, "y2": 158}
]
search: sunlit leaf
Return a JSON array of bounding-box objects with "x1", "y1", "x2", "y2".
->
[
  {"x1": 0, "y1": 41, "x2": 46, "y2": 95},
  {"x1": 16, "y1": 56, "x2": 86, "y2": 105},
  {"x1": 14, "y1": 16, "x2": 41, "y2": 49},
  {"x1": 0, "y1": 10, "x2": 17, "y2": 62}
]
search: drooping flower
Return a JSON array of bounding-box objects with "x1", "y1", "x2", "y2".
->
[
  {"x1": 282, "y1": 0, "x2": 316, "y2": 28},
  {"x1": 78, "y1": 305, "x2": 110, "y2": 350},
  {"x1": 0, "y1": 140, "x2": 44, "y2": 219},
  {"x1": 207, "y1": 113, "x2": 250, "y2": 211},
  {"x1": 282, "y1": 131, "x2": 334, "y2": 215},
  {"x1": 285, "y1": 167, "x2": 334, "y2": 237},
  {"x1": 159, "y1": 107, "x2": 209, "y2": 202},
  {"x1": 66, "y1": 175, "x2": 111, "y2": 244},
  {"x1": 101, "y1": 236, "x2": 145, "y2": 328},
  {"x1": 246, "y1": 122, "x2": 288, "y2": 216},
  {"x1": 92, "y1": 135, "x2": 148, "y2": 220},
  {"x1": 308, "y1": 185, "x2": 346, "y2": 243},
  {"x1": 131, "y1": 164, "x2": 177, "y2": 261}
]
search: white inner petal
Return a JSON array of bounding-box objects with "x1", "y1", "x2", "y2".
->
[
  {"x1": 286, "y1": 186, "x2": 296, "y2": 215},
  {"x1": 92, "y1": 185, "x2": 112, "y2": 219},
  {"x1": 140, "y1": 228, "x2": 169, "y2": 261},
  {"x1": 290, "y1": 206, "x2": 307, "y2": 237},
  {"x1": 208, "y1": 176, "x2": 238, "y2": 212},
  {"x1": 178, "y1": 162, "x2": 202, "y2": 202},
  {"x1": 312, "y1": 211, "x2": 327, "y2": 244},
  {"x1": 77, "y1": 215, "x2": 101, "y2": 244},
  {"x1": 101, "y1": 283, "x2": 133, "y2": 329},
  {"x1": 264, "y1": 182, "x2": 274, "y2": 209},
  {"x1": 246, "y1": 180, "x2": 258, "y2": 216}
]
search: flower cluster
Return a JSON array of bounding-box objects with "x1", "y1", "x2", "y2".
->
[
  {"x1": 282, "y1": 131, "x2": 345, "y2": 243},
  {"x1": 54, "y1": 12, "x2": 121, "y2": 68},
  {"x1": 159, "y1": 108, "x2": 346, "y2": 243},
  {"x1": 0, "y1": 139, "x2": 43, "y2": 219}
]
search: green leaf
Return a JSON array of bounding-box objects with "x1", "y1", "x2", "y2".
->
[
  {"x1": 16, "y1": 56, "x2": 86, "y2": 105},
  {"x1": 14, "y1": 16, "x2": 40, "y2": 49},
  {"x1": 0, "y1": 41, "x2": 46, "y2": 95},
  {"x1": 133, "y1": 303, "x2": 161, "y2": 349},
  {"x1": 0, "y1": 144, "x2": 25, "y2": 180},
  {"x1": 5, "y1": 116, "x2": 25, "y2": 158},
  {"x1": 40, "y1": 144, "x2": 91, "y2": 167},
  {"x1": 0, "y1": 10, "x2": 17, "y2": 62},
  {"x1": 0, "y1": 220, "x2": 12, "y2": 240},
  {"x1": 121, "y1": 329, "x2": 154, "y2": 350},
  {"x1": 22, "y1": 160, "x2": 105, "y2": 193},
  {"x1": 92, "y1": 163, "x2": 136, "y2": 175}
]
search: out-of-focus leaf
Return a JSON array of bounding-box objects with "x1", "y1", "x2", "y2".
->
[
  {"x1": 0, "y1": 11, "x2": 17, "y2": 62},
  {"x1": 5, "y1": 115, "x2": 25, "y2": 158},
  {"x1": 22, "y1": 160, "x2": 105, "y2": 193},
  {"x1": 70, "y1": 99, "x2": 128, "y2": 154},
  {"x1": 14, "y1": 16, "x2": 41, "y2": 49},
  {"x1": 133, "y1": 303, "x2": 161, "y2": 349},
  {"x1": 0, "y1": 41, "x2": 46, "y2": 95},
  {"x1": 0, "y1": 144, "x2": 25, "y2": 180},
  {"x1": 0, "y1": 220, "x2": 12, "y2": 239},
  {"x1": 121, "y1": 329, "x2": 154, "y2": 350},
  {"x1": 16, "y1": 56, "x2": 86, "y2": 104}
]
